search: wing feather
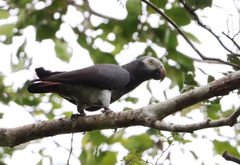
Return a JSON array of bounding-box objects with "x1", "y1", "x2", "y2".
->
[{"x1": 33, "y1": 64, "x2": 130, "y2": 89}]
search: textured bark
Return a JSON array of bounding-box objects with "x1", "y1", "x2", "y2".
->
[{"x1": 1, "y1": 71, "x2": 240, "y2": 147}]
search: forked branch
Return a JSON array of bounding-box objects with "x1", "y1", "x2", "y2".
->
[{"x1": 141, "y1": 0, "x2": 240, "y2": 69}]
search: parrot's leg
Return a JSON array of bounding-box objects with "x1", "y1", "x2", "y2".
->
[
  {"x1": 99, "y1": 90, "x2": 114, "y2": 115},
  {"x1": 71, "y1": 104, "x2": 86, "y2": 120},
  {"x1": 101, "y1": 106, "x2": 113, "y2": 115}
]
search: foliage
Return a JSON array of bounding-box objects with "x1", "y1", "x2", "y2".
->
[{"x1": 0, "y1": 0, "x2": 240, "y2": 164}]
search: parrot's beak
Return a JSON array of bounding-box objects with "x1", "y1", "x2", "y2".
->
[
  {"x1": 152, "y1": 67, "x2": 166, "y2": 81},
  {"x1": 160, "y1": 67, "x2": 166, "y2": 82}
]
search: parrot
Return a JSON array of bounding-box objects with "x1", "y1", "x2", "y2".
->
[{"x1": 27, "y1": 56, "x2": 166, "y2": 116}]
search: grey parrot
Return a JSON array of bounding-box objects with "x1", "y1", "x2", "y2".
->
[{"x1": 27, "y1": 56, "x2": 166, "y2": 115}]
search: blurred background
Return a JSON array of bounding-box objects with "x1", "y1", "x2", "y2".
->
[{"x1": 0, "y1": 0, "x2": 240, "y2": 164}]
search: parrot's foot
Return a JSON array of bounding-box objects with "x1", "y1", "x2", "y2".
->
[
  {"x1": 71, "y1": 113, "x2": 86, "y2": 120},
  {"x1": 101, "y1": 108, "x2": 114, "y2": 115}
]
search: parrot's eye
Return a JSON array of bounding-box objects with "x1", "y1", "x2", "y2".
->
[{"x1": 149, "y1": 59, "x2": 154, "y2": 64}]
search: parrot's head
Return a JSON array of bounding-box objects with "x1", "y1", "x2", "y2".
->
[{"x1": 140, "y1": 56, "x2": 166, "y2": 82}]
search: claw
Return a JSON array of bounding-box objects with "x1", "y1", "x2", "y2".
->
[
  {"x1": 71, "y1": 113, "x2": 86, "y2": 120},
  {"x1": 101, "y1": 109, "x2": 114, "y2": 115}
]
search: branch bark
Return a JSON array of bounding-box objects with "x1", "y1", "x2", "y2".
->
[
  {"x1": 222, "y1": 151, "x2": 240, "y2": 164},
  {"x1": 1, "y1": 71, "x2": 240, "y2": 147}
]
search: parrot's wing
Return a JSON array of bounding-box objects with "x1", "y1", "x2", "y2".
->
[{"x1": 28, "y1": 64, "x2": 130, "y2": 91}]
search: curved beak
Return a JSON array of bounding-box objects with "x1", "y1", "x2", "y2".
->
[
  {"x1": 159, "y1": 66, "x2": 166, "y2": 82},
  {"x1": 152, "y1": 66, "x2": 166, "y2": 81}
]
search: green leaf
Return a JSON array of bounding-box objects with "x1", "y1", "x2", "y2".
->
[
  {"x1": 54, "y1": 40, "x2": 72, "y2": 63},
  {"x1": 49, "y1": 95, "x2": 63, "y2": 109},
  {"x1": 101, "y1": 151, "x2": 118, "y2": 165},
  {"x1": 181, "y1": 72, "x2": 198, "y2": 92},
  {"x1": 165, "y1": 7, "x2": 191, "y2": 26},
  {"x1": 183, "y1": 72, "x2": 198, "y2": 86},
  {"x1": 125, "y1": 97, "x2": 139, "y2": 104},
  {"x1": 149, "y1": 26, "x2": 167, "y2": 47},
  {"x1": 143, "y1": 46, "x2": 158, "y2": 58},
  {"x1": 207, "y1": 75, "x2": 215, "y2": 83},
  {"x1": 214, "y1": 140, "x2": 240, "y2": 157},
  {"x1": 0, "y1": 24, "x2": 15, "y2": 37},
  {"x1": 122, "y1": 152, "x2": 147, "y2": 165},
  {"x1": 221, "y1": 106, "x2": 235, "y2": 118},
  {"x1": 27, "y1": 9, "x2": 62, "y2": 41},
  {"x1": 166, "y1": 51, "x2": 194, "y2": 90},
  {"x1": 189, "y1": 150, "x2": 199, "y2": 160},
  {"x1": 10, "y1": 40, "x2": 28, "y2": 72},
  {"x1": 184, "y1": 31, "x2": 201, "y2": 44},
  {"x1": 185, "y1": 0, "x2": 213, "y2": 9},
  {"x1": 181, "y1": 103, "x2": 202, "y2": 116},
  {"x1": 0, "y1": 10, "x2": 9, "y2": 19},
  {"x1": 126, "y1": 0, "x2": 141, "y2": 16},
  {"x1": 205, "y1": 103, "x2": 221, "y2": 120},
  {"x1": 168, "y1": 51, "x2": 195, "y2": 72},
  {"x1": 82, "y1": 130, "x2": 107, "y2": 147},
  {"x1": 12, "y1": 82, "x2": 42, "y2": 106},
  {"x1": 181, "y1": 85, "x2": 195, "y2": 93},
  {"x1": 121, "y1": 134, "x2": 153, "y2": 152},
  {"x1": 0, "y1": 160, "x2": 7, "y2": 165},
  {"x1": 12, "y1": 0, "x2": 30, "y2": 8},
  {"x1": 145, "y1": 128, "x2": 160, "y2": 136},
  {"x1": 107, "y1": 129, "x2": 125, "y2": 144},
  {"x1": 164, "y1": 28, "x2": 178, "y2": 49},
  {"x1": 90, "y1": 51, "x2": 117, "y2": 64},
  {"x1": 227, "y1": 54, "x2": 240, "y2": 70},
  {"x1": 165, "y1": 62, "x2": 183, "y2": 89},
  {"x1": 147, "y1": 0, "x2": 168, "y2": 14}
]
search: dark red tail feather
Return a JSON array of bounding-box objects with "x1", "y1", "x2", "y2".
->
[{"x1": 27, "y1": 81, "x2": 61, "y2": 93}]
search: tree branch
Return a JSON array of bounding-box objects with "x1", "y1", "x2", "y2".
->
[
  {"x1": 145, "y1": 70, "x2": 240, "y2": 119},
  {"x1": 84, "y1": 0, "x2": 123, "y2": 21},
  {"x1": 152, "y1": 105, "x2": 240, "y2": 132},
  {"x1": 141, "y1": 0, "x2": 240, "y2": 69},
  {"x1": 222, "y1": 151, "x2": 240, "y2": 164},
  {"x1": 1, "y1": 71, "x2": 240, "y2": 147},
  {"x1": 222, "y1": 31, "x2": 240, "y2": 52},
  {"x1": 179, "y1": 0, "x2": 240, "y2": 56}
]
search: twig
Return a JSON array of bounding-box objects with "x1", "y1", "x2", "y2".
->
[
  {"x1": 174, "y1": 0, "x2": 240, "y2": 69},
  {"x1": 233, "y1": 0, "x2": 240, "y2": 34},
  {"x1": 67, "y1": 133, "x2": 74, "y2": 165},
  {"x1": 152, "y1": 105, "x2": 240, "y2": 132},
  {"x1": 85, "y1": 0, "x2": 123, "y2": 21},
  {"x1": 232, "y1": 31, "x2": 240, "y2": 40},
  {"x1": 179, "y1": 0, "x2": 240, "y2": 55},
  {"x1": 222, "y1": 151, "x2": 240, "y2": 164},
  {"x1": 222, "y1": 31, "x2": 240, "y2": 51},
  {"x1": 155, "y1": 144, "x2": 171, "y2": 165}
]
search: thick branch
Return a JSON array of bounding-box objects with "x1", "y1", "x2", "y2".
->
[
  {"x1": 1, "y1": 71, "x2": 240, "y2": 147},
  {"x1": 0, "y1": 109, "x2": 143, "y2": 147},
  {"x1": 144, "y1": 70, "x2": 240, "y2": 120}
]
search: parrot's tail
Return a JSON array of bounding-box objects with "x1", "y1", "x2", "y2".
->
[
  {"x1": 27, "y1": 81, "x2": 61, "y2": 93},
  {"x1": 35, "y1": 67, "x2": 63, "y2": 79}
]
